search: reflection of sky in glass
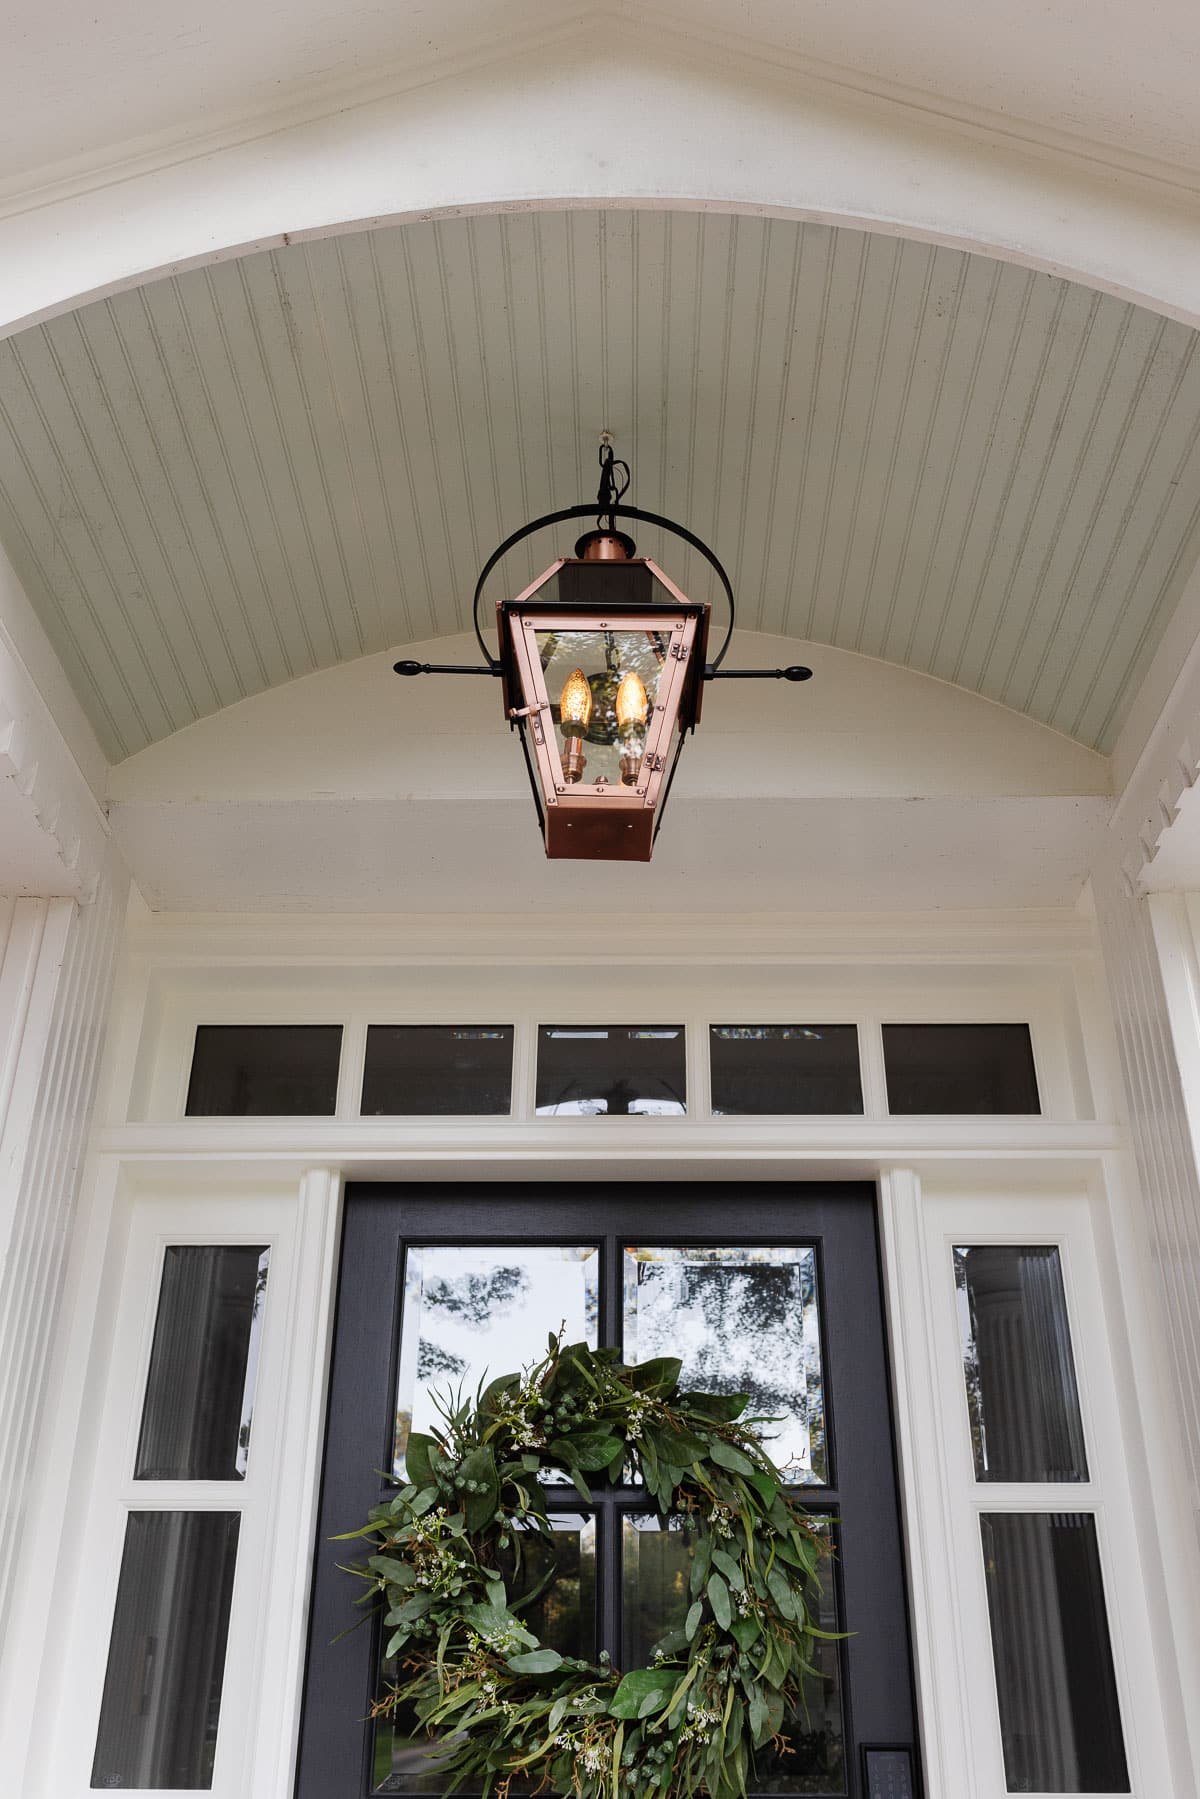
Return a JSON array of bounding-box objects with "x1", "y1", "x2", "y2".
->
[
  {"x1": 393, "y1": 1247, "x2": 600, "y2": 1480},
  {"x1": 624, "y1": 1247, "x2": 826, "y2": 1484}
]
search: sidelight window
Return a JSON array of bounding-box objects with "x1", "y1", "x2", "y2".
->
[{"x1": 955, "y1": 1239, "x2": 1129, "y2": 1792}]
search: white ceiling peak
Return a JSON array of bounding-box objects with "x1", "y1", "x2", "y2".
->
[{"x1": 5, "y1": 0, "x2": 1200, "y2": 213}]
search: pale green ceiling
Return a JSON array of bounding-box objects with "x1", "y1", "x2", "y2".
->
[{"x1": 1, "y1": 209, "x2": 1198, "y2": 760}]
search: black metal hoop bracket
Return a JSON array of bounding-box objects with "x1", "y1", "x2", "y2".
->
[{"x1": 468, "y1": 502, "x2": 740, "y2": 671}]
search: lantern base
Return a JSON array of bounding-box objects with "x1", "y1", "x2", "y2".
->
[{"x1": 545, "y1": 801, "x2": 655, "y2": 861}]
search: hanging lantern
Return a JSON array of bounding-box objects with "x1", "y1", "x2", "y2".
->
[
  {"x1": 395, "y1": 442, "x2": 811, "y2": 863},
  {"x1": 496, "y1": 527, "x2": 709, "y2": 860}
]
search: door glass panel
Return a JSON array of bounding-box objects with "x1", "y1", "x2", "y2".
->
[
  {"x1": 621, "y1": 1514, "x2": 845, "y2": 1794},
  {"x1": 955, "y1": 1245, "x2": 1088, "y2": 1482},
  {"x1": 372, "y1": 1514, "x2": 596, "y2": 1795},
  {"x1": 710, "y1": 1026, "x2": 863, "y2": 1116},
  {"x1": 361, "y1": 1026, "x2": 513, "y2": 1116},
  {"x1": 393, "y1": 1246, "x2": 601, "y2": 1481},
  {"x1": 536, "y1": 1025, "x2": 686, "y2": 1115},
  {"x1": 135, "y1": 1245, "x2": 270, "y2": 1481},
  {"x1": 623, "y1": 1246, "x2": 827, "y2": 1484},
  {"x1": 981, "y1": 1512, "x2": 1129, "y2": 1793},
  {"x1": 91, "y1": 1511, "x2": 240, "y2": 1790}
]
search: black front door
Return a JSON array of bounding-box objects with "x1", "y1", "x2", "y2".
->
[{"x1": 297, "y1": 1184, "x2": 920, "y2": 1798}]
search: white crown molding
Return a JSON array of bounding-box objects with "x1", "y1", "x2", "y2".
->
[
  {"x1": 0, "y1": 11, "x2": 599, "y2": 222},
  {"x1": 2, "y1": 3, "x2": 1200, "y2": 235},
  {"x1": 622, "y1": 3, "x2": 1200, "y2": 199}
]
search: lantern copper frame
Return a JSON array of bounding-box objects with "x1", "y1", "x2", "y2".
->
[{"x1": 395, "y1": 448, "x2": 812, "y2": 862}]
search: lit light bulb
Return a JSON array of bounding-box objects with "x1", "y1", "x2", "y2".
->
[
  {"x1": 615, "y1": 668, "x2": 650, "y2": 785},
  {"x1": 615, "y1": 669, "x2": 649, "y2": 735},
  {"x1": 559, "y1": 667, "x2": 593, "y2": 732},
  {"x1": 558, "y1": 666, "x2": 592, "y2": 783}
]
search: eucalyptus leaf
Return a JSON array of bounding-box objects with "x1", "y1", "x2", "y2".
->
[
  {"x1": 707, "y1": 1571, "x2": 732, "y2": 1631},
  {"x1": 711, "y1": 1548, "x2": 745, "y2": 1590},
  {"x1": 507, "y1": 1648, "x2": 563, "y2": 1674},
  {"x1": 609, "y1": 1668, "x2": 669, "y2": 1719},
  {"x1": 709, "y1": 1438, "x2": 757, "y2": 1477}
]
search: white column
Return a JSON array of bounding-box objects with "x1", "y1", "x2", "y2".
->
[{"x1": 0, "y1": 859, "x2": 126, "y2": 1768}]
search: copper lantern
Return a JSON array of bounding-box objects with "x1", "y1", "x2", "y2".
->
[
  {"x1": 497, "y1": 528, "x2": 710, "y2": 861},
  {"x1": 394, "y1": 442, "x2": 811, "y2": 864}
]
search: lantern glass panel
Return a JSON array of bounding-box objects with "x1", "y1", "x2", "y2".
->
[{"x1": 536, "y1": 627, "x2": 670, "y2": 790}]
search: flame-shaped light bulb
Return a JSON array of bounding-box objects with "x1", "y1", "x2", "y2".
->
[
  {"x1": 558, "y1": 666, "x2": 592, "y2": 782},
  {"x1": 559, "y1": 667, "x2": 593, "y2": 732},
  {"x1": 616, "y1": 669, "x2": 649, "y2": 732},
  {"x1": 615, "y1": 668, "x2": 650, "y2": 784}
]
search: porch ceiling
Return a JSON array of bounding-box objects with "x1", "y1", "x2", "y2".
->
[{"x1": 1, "y1": 209, "x2": 1198, "y2": 762}]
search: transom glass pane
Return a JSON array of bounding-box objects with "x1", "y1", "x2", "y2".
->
[
  {"x1": 361, "y1": 1025, "x2": 513, "y2": 1116},
  {"x1": 882, "y1": 1022, "x2": 1039, "y2": 1114},
  {"x1": 955, "y1": 1245, "x2": 1088, "y2": 1482},
  {"x1": 621, "y1": 1514, "x2": 845, "y2": 1794},
  {"x1": 185, "y1": 1023, "x2": 342, "y2": 1115},
  {"x1": 135, "y1": 1245, "x2": 269, "y2": 1481},
  {"x1": 393, "y1": 1246, "x2": 600, "y2": 1481},
  {"x1": 372, "y1": 1515, "x2": 596, "y2": 1795},
  {"x1": 91, "y1": 1511, "x2": 240, "y2": 1790},
  {"x1": 981, "y1": 1512, "x2": 1129, "y2": 1792},
  {"x1": 623, "y1": 1246, "x2": 827, "y2": 1484},
  {"x1": 536, "y1": 1025, "x2": 686, "y2": 1116},
  {"x1": 710, "y1": 1026, "x2": 863, "y2": 1116},
  {"x1": 536, "y1": 628, "x2": 671, "y2": 789}
]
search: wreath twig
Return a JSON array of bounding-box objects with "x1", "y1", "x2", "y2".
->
[{"x1": 338, "y1": 1335, "x2": 837, "y2": 1797}]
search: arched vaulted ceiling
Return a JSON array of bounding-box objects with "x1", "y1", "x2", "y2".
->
[{"x1": 1, "y1": 208, "x2": 1199, "y2": 763}]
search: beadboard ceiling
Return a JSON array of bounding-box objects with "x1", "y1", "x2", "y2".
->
[{"x1": 1, "y1": 209, "x2": 1199, "y2": 762}]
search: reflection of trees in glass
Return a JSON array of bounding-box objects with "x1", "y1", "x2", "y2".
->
[
  {"x1": 416, "y1": 1342, "x2": 468, "y2": 1381},
  {"x1": 394, "y1": 1249, "x2": 601, "y2": 1482},
  {"x1": 424, "y1": 1265, "x2": 528, "y2": 1326},
  {"x1": 414, "y1": 1265, "x2": 527, "y2": 1394},
  {"x1": 630, "y1": 1249, "x2": 826, "y2": 1481},
  {"x1": 954, "y1": 1250, "x2": 987, "y2": 1475}
]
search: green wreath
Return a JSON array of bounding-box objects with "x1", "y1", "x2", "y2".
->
[{"x1": 341, "y1": 1335, "x2": 835, "y2": 1798}]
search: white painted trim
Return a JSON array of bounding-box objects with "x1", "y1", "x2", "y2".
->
[
  {"x1": 6, "y1": 39, "x2": 1200, "y2": 352},
  {"x1": 250, "y1": 1168, "x2": 343, "y2": 1799},
  {"x1": 876, "y1": 1167, "x2": 978, "y2": 1799}
]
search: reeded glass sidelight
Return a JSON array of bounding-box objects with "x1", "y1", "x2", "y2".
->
[
  {"x1": 135, "y1": 1244, "x2": 270, "y2": 1481},
  {"x1": 91, "y1": 1511, "x2": 240, "y2": 1790}
]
